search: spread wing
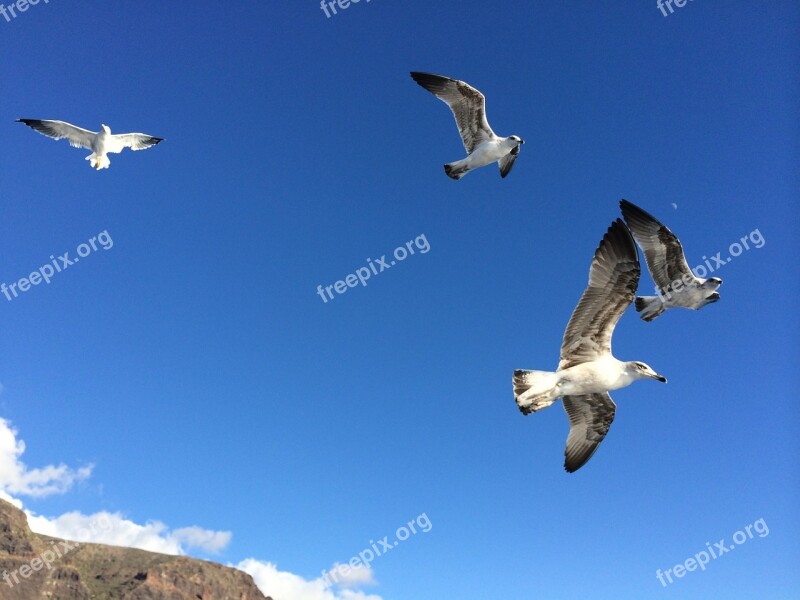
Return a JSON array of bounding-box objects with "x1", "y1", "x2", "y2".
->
[
  {"x1": 498, "y1": 144, "x2": 519, "y2": 178},
  {"x1": 104, "y1": 133, "x2": 164, "y2": 154},
  {"x1": 562, "y1": 393, "x2": 616, "y2": 473},
  {"x1": 559, "y1": 219, "x2": 640, "y2": 370},
  {"x1": 17, "y1": 119, "x2": 95, "y2": 150},
  {"x1": 620, "y1": 199, "x2": 698, "y2": 289},
  {"x1": 410, "y1": 72, "x2": 496, "y2": 154}
]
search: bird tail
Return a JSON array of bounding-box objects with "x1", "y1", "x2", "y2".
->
[
  {"x1": 444, "y1": 161, "x2": 469, "y2": 180},
  {"x1": 86, "y1": 153, "x2": 110, "y2": 170},
  {"x1": 635, "y1": 296, "x2": 665, "y2": 322},
  {"x1": 513, "y1": 370, "x2": 560, "y2": 415}
]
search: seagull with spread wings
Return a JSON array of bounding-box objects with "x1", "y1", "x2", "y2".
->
[
  {"x1": 17, "y1": 119, "x2": 163, "y2": 170},
  {"x1": 410, "y1": 72, "x2": 524, "y2": 180},
  {"x1": 513, "y1": 219, "x2": 667, "y2": 473},
  {"x1": 620, "y1": 199, "x2": 722, "y2": 321}
]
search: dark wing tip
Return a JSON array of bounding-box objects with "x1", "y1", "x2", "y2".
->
[
  {"x1": 410, "y1": 71, "x2": 453, "y2": 92},
  {"x1": 600, "y1": 218, "x2": 637, "y2": 260},
  {"x1": 619, "y1": 199, "x2": 665, "y2": 230},
  {"x1": 590, "y1": 219, "x2": 639, "y2": 289},
  {"x1": 410, "y1": 71, "x2": 446, "y2": 81},
  {"x1": 564, "y1": 447, "x2": 596, "y2": 473}
]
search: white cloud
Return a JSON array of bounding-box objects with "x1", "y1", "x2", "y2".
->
[
  {"x1": 327, "y1": 563, "x2": 377, "y2": 588},
  {"x1": 0, "y1": 418, "x2": 92, "y2": 497},
  {"x1": 172, "y1": 526, "x2": 232, "y2": 554},
  {"x1": 0, "y1": 417, "x2": 230, "y2": 555},
  {"x1": 0, "y1": 489, "x2": 23, "y2": 508},
  {"x1": 27, "y1": 510, "x2": 176, "y2": 553},
  {"x1": 24, "y1": 509, "x2": 232, "y2": 555},
  {"x1": 0, "y1": 418, "x2": 383, "y2": 600},
  {"x1": 236, "y1": 559, "x2": 382, "y2": 600}
]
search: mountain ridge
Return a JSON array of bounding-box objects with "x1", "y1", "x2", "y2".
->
[{"x1": 0, "y1": 498, "x2": 272, "y2": 600}]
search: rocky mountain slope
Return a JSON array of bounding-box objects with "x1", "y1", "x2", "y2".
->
[{"x1": 0, "y1": 499, "x2": 272, "y2": 600}]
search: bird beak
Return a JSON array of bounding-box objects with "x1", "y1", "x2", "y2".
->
[
  {"x1": 520, "y1": 139, "x2": 525, "y2": 144},
  {"x1": 653, "y1": 374, "x2": 667, "y2": 383}
]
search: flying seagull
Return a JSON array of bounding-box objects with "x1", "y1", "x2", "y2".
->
[
  {"x1": 409, "y1": 72, "x2": 524, "y2": 180},
  {"x1": 513, "y1": 219, "x2": 667, "y2": 473},
  {"x1": 17, "y1": 119, "x2": 163, "y2": 170},
  {"x1": 620, "y1": 199, "x2": 722, "y2": 321}
]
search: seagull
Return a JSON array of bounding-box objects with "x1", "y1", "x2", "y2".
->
[
  {"x1": 17, "y1": 119, "x2": 163, "y2": 170},
  {"x1": 620, "y1": 199, "x2": 722, "y2": 321},
  {"x1": 409, "y1": 72, "x2": 524, "y2": 180},
  {"x1": 513, "y1": 219, "x2": 667, "y2": 473}
]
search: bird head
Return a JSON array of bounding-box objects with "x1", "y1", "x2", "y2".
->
[
  {"x1": 507, "y1": 135, "x2": 524, "y2": 146},
  {"x1": 627, "y1": 361, "x2": 667, "y2": 383},
  {"x1": 101, "y1": 124, "x2": 111, "y2": 134},
  {"x1": 703, "y1": 277, "x2": 723, "y2": 290}
]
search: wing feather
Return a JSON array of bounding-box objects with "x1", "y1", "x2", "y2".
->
[
  {"x1": 105, "y1": 133, "x2": 164, "y2": 154},
  {"x1": 498, "y1": 144, "x2": 519, "y2": 178},
  {"x1": 559, "y1": 219, "x2": 639, "y2": 370},
  {"x1": 620, "y1": 199, "x2": 697, "y2": 289},
  {"x1": 562, "y1": 393, "x2": 616, "y2": 472},
  {"x1": 410, "y1": 72, "x2": 495, "y2": 154},
  {"x1": 17, "y1": 119, "x2": 95, "y2": 150}
]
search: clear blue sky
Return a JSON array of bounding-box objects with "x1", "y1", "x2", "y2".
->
[{"x1": 1, "y1": 1, "x2": 798, "y2": 598}]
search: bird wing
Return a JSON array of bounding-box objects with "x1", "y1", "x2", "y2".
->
[
  {"x1": 559, "y1": 219, "x2": 640, "y2": 370},
  {"x1": 562, "y1": 393, "x2": 617, "y2": 473},
  {"x1": 498, "y1": 144, "x2": 520, "y2": 178},
  {"x1": 410, "y1": 72, "x2": 496, "y2": 154},
  {"x1": 104, "y1": 133, "x2": 164, "y2": 154},
  {"x1": 17, "y1": 119, "x2": 95, "y2": 150},
  {"x1": 620, "y1": 199, "x2": 697, "y2": 289}
]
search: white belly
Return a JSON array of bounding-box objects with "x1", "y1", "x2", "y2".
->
[
  {"x1": 557, "y1": 358, "x2": 633, "y2": 395},
  {"x1": 665, "y1": 284, "x2": 710, "y2": 309},
  {"x1": 466, "y1": 140, "x2": 507, "y2": 168}
]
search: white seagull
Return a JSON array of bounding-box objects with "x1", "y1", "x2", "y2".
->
[
  {"x1": 620, "y1": 199, "x2": 722, "y2": 321},
  {"x1": 17, "y1": 119, "x2": 163, "y2": 170},
  {"x1": 410, "y1": 72, "x2": 524, "y2": 180},
  {"x1": 513, "y1": 219, "x2": 667, "y2": 473}
]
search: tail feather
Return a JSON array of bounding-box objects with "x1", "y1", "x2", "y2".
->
[
  {"x1": 635, "y1": 296, "x2": 665, "y2": 322},
  {"x1": 444, "y1": 162, "x2": 469, "y2": 180},
  {"x1": 85, "y1": 153, "x2": 110, "y2": 170},
  {"x1": 513, "y1": 369, "x2": 560, "y2": 415}
]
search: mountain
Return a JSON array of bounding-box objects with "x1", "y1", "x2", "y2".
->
[{"x1": 0, "y1": 499, "x2": 272, "y2": 600}]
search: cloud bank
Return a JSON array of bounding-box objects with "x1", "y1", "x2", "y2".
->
[{"x1": 0, "y1": 417, "x2": 383, "y2": 599}]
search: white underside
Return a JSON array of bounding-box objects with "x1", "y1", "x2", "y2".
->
[
  {"x1": 452, "y1": 139, "x2": 515, "y2": 170},
  {"x1": 86, "y1": 131, "x2": 110, "y2": 169},
  {"x1": 517, "y1": 355, "x2": 635, "y2": 407},
  {"x1": 556, "y1": 356, "x2": 636, "y2": 395},
  {"x1": 85, "y1": 152, "x2": 110, "y2": 169},
  {"x1": 661, "y1": 284, "x2": 717, "y2": 309}
]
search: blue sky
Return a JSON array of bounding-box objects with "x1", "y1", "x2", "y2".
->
[{"x1": 0, "y1": 1, "x2": 797, "y2": 598}]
